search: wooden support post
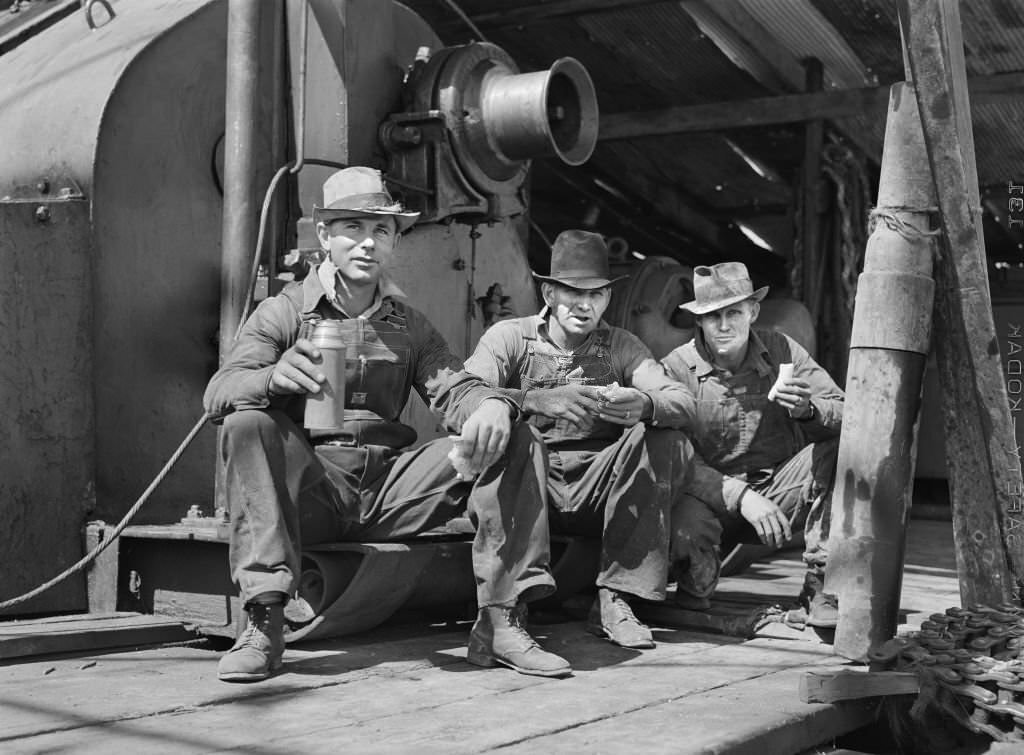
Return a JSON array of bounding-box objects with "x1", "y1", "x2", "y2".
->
[
  {"x1": 900, "y1": 0, "x2": 1023, "y2": 605},
  {"x1": 829, "y1": 84, "x2": 936, "y2": 662},
  {"x1": 85, "y1": 522, "x2": 120, "y2": 614},
  {"x1": 799, "y1": 57, "x2": 824, "y2": 315}
]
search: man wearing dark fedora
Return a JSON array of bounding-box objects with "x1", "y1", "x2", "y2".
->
[
  {"x1": 660, "y1": 262, "x2": 845, "y2": 629},
  {"x1": 205, "y1": 167, "x2": 571, "y2": 682},
  {"x1": 464, "y1": 229, "x2": 697, "y2": 650}
]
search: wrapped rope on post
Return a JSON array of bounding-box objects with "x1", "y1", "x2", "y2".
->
[{"x1": 828, "y1": 83, "x2": 939, "y2": 662}]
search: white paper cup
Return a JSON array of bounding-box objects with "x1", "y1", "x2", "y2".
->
[
  {"x1": 448, "y1": 437, "x2": 478, "y2": 482},
  {"x1": 768, "y1": 363, "x2": 794, "y2": 401}
]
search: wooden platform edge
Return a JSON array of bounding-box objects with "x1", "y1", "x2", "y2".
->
[
  {"x1": 0, "y1": 613, "x2": 198, "y2": 662},
  {"x1": 800, "y1": 668, "x2": 920, "y2": 703}
]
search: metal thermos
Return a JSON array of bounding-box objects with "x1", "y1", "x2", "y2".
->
[{"x1": 303, "y1": 320, "x2": 347, "y2": 432}]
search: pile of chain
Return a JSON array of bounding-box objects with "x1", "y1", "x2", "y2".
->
[{"x1": 869, "y1": 604, "x2": 1024, "y2": 743}]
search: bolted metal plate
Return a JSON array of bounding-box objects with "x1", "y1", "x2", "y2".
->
[{"x1": 0, "y1": 196, "x2": 93, "y2": 616}]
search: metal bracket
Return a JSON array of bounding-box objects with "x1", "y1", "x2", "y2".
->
[
  {"x1": 1, "y1": 175, "x2": 85, "y2": 202},
  {"x1": 84, "y1": 0, "x2": 115, "y2": 31}
]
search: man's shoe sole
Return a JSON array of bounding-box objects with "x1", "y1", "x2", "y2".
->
[
  {"x1": 466, "y1": 647, "x2": 572, "y2": 678},
  {"x1": 586, "y1": 622, "x2": 656, "y2": 650},
  {"x1": 217, "y1": 657, "x2": 283, "y2": 683}
]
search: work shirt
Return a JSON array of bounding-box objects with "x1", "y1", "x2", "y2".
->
[
  {"x1": 203, "y1": 264, "x2": 513, "y2": 445},
  {"x1": 463, "y1": 311, "x2": 696, "y2": 445},
  {"x1": 661, "y1": 328, "x2": 844, "y2": 516}
]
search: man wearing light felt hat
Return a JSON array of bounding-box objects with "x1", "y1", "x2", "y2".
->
[
  {"x1": 205, "y1": 167, "x2": 570, "y2": 682},
  {"x1": 464, "y1": 229, "x2": 699, "y2": 651},
  {"x1": 661, "y1": 262, "x2": 845, "y2": 628}
]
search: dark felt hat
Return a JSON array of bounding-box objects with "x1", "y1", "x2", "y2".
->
[
  {"x1": 680, "y1": 262, "x2": 769, "y2": 315},
  {"x1": 533, "y1": 230, "x2": 627, "y2": 290},
  {"x1": 313, "y1": 167, "x2": 420, "y2": 232}
]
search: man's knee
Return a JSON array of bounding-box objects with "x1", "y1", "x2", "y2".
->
[
  {"x1": 671, "y1": 493, "x2": 722, "y2": 552},
  {"x1": 220, "y1": 409, "x2": 297, "y2": 457},
  {"x1": 222, "y1": 409, "x2": 276, "y2": 444},
  {"x1": 640, "y1": 427, "x2": 693, "y2": 493}
]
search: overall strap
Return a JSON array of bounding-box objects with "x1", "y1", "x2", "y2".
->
[
  {"x1": 381, "y1": 299, "x2": 408, "y2": 331},
  {"x1": 521, "y1": 315, "x2": 540, "y2": 355},
  {"x1": 278, "y1": 283, "x2": 322, "y2": 341}
]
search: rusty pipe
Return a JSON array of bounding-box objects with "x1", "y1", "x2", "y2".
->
[{"x1": 218, "y1": 0, "x2": 262, "y2": 360}]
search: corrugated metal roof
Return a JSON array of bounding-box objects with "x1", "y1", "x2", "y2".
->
[
  {"x1": 809, "y1": 0, "x2": 903, "y2": 85},
  {"x1": 960, "y1": 0, "x2": 1024, "y2": 75},
  {"x1": 737, "y1": 0, "x2": 877, "y2": 89},
  {"x1": 575, "y1": 4, "x2": 770, "y2": 107}
]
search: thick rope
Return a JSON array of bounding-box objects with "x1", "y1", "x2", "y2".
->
[{"x1": 868, "y1": 206, "x2": 942, "y2": 240}]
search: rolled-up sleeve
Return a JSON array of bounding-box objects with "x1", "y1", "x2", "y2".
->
[{"x1": 410, "y1": 312, "x2": 518, "y2": 431}]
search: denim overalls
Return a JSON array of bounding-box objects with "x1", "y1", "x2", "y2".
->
[
  {"x1": 298, "y1": 298, "x2": 418, "y2": 449},
  {"x1": 517, "y1": 317, "x2": 621, "y2": 446}
]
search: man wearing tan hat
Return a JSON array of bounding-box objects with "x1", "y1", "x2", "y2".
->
[
  {"x1": 660, "y1": 262, "x2": 844, "y2": 629},
  {"x1": 205, "y1": 167, "x2": 570, "y2": 682},
  {"x1": 464, "y1": 229, "x2": 697, "y2": 650}
]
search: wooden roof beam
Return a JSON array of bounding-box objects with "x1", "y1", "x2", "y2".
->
[
  {"x1": 432, "y1": 0, "x2": 670, "y2": 34},
  {"x1": 678, "y1": 0, "x2": 807, "y2": 93},
  {"x1": 676, "y1": 0, "x2": 877, "y2": 160},
  {"x1": 542, "y1": 161, "x2": 727, "y2": 256},
  {"x1": 599, "y1": 71, "x2": 1024, "y2": 141}
]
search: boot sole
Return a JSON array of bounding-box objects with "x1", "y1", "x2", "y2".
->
[
  {"x1": 466, "y1": 647, "x2": 572, "y2": 678},
  {"x1": 586, "y1": 622, "x2": 655, "y2": 650},
  {"x1": 217, "y1": 658, "x2": 283, "y2": 683}
]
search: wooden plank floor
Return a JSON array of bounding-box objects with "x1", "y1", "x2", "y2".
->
[{"x1": 0, "y1": 518, "x2": 962, "y2": 754}]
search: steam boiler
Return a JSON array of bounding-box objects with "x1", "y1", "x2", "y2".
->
[{"x1": 0, "y1": 0, "x2": 599, "y2": 629}]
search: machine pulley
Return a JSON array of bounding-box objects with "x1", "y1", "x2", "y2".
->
[{"x1": 380, "y1": 42, "x2": 598, "y2": 223}]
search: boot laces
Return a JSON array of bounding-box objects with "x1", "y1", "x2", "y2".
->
[
  {"x1": 505, "y1": 607, "x2": 540, "y2": 651},
  {"x1": 816, "y1": 592, "x2": 839, "y2": 609},
  {"x1": 610, "y1": 593, "x2": 641, "y2": 625},
  {"x1": 235, "y1": 611, "x2": 272, "y2": 651}
]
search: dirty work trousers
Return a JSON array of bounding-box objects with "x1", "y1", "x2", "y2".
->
[
  {"x1": 220, "y1": 409, "x2": 554, "y2": 609},
  {"x1": 545, "y1": 423, "x2": 691, "y2": 602},
  {"x1": 673, "y1": 438, "x2": 840, "y2": 581}
]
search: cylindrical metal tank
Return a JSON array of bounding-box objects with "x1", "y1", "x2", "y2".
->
[{"x1": 1, "y1": 0, "x2": 259, "y2": 613}]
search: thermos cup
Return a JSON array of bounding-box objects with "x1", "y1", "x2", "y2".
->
[{"x1": 304, "y1": 320, "x2": 347, "y2": 432}]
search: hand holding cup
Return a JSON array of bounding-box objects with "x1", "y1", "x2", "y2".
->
[{"x1": 768, "y1": 362, "x2": 812, "y2": 418}]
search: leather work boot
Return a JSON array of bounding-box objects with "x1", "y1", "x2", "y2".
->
[
  {"x1": 801, "y1": 572, "x2": 839, "y2": 629},
  {"x1": 467, "y1": 605, "x2": 572, "y2": 678},
  {"x1": 671, "y1": 550, "x2": 720, "y2": 612},
  {"x1": 217, "y1": 601, "x2": 285, "y2": 682},
  {"x1": 587, "y1": 588, "x2": 655, "y2": 649}
]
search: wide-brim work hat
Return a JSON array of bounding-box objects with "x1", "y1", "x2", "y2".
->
[
  {"x1": 533, "y1": 229, "x2": 627, "y2": 290},
  {"x1": 680, "y1": 261, "x2": 768, "y2": 315},
  {"x1": 313, "y1": 166, "x2": 420, "y2": 233}
]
